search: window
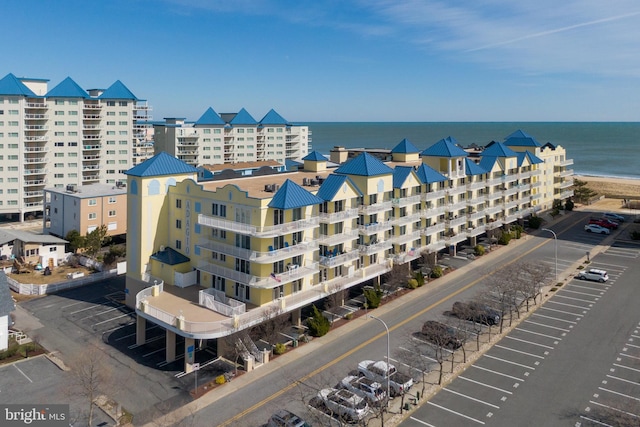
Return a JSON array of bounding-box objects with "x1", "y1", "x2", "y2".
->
[
  {"x1": 108, "y1": 210, "x2": 116, "y2": 217},
  {"x1": 88, "y1": 199, "x2": 97, "y2": 206},
  {"x1": 108, "y1": 197, "x2": 116, "y2": 204},
  {"x1": 107, "y1": 101, "x2": 116, "y2": 107},
  {"x1": 54, "y1": 111, "x2": 64, "y2": 115},
  {"x1": 68, "y1": 110, "x2": 77, "y2": 115},
  {"x1": 176, "y1": 219, "x2": 182, "y2": 229},
  {"x1": 175, "y1": 240, "x2": 182, "y2": 249},
  {"x1": 176, "y1": 199, "x2": 182, "y2": 208},
  {"x1": 88, "y1": 213, "x2": 97, "y2": 220},
  {"x1": 211, "y1": 203, "x2": 226, "y2": 217}
]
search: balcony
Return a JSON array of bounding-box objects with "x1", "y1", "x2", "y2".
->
[
  {"x1": 200, "y1": 238, "x2": 318, "y2": 264},
  {"x1": 389, "y1": 211, "x2": 422, "y2": 226},
  {"x1": 503, "y1": 186, "x2": 519, "y2": 197},
  {"x1": 392, "y1": 194, "x2": 421, "y2": 207},
  {"x1": 253, "y1": 262, "x2": 318, "y2": 288},
  {"x1": 82, "y1": 165, "x2": 100, "y2": 171},
  {"x1": 504, "y1": 214, "x2": 519, "y2": 224},
  {"x1": 485, "y1": 191, "x2": 503, "y2": 202},
  {"x1": 504, "y1": 199, "x2": 520, "y2": 210},
  {"x1": 421, "y1": 223, "x2": 445, "y2": 236},
  {"x1": 389, "y1": 229, "x2": 421, "y2": 246},
  {"x1": 82, "y1": 174, "x2": 101, "y2": 182},
  {"x1": 83, "y1": 145, "x2": 101, "y2": 150},
  {"x1": 502, "y1": 174, "x2": 518, "y2": 184},
  {"x1": 24, "y1": 125, "x2": 48, "y2": 131},
  {"x1": 558, "y1": 179, "x2": 574, "y2": 189},
  {"x1": 318, "y1": 208, "x2": 359, "y2": 224},
  {"x1": 518, "y1": 171, "x2": 533, "y2": 180},
  {"x1": 24, "y1": 136, "x2": 48, "y2": 142},
  {"x1": 421, "y1": 188, "x2": 447, "y2": 201},
  {"x1": 446, "y1": 186, "x2": 466, "y2": 197},
  {"x1": 466, "y1": 181, "x2": 486, "y2": 191},
  {"x1": 444, "y1": 233, "x2": 467, "y2": 246},
  {"x1": 24, "y1": 190, "x2": 43, "y2": 198},
  {"x1": 24, "y1": 157, "x2": 47, "y2": 164},
  {"x1": 530, "y1": 193, "x2": 542, "y2": 200},
  {"x1": 486, "y1": 177, "x2": 503, "y2": 186},
  {"x1": 559, "y1": 190, "x2": 574, "y2": 200},
  {"x1": 558, "y1": 169, "x2": 574, "y2": 178},
  {"x1": 358, "y1": 200, "x2": 392, "y2": 215},
  {"x1": 26, "y1": 102, "x2": 47, "y2": 108},
  {"x1": 486, "y1": 220, "x2": 503, "y2": 230},
  {"x1": 198, "y1": 214, "x2": 319, "y2": 238},
  {"x1": 531, "y1": 181, "x2": 542, "y2": 188},
  {"x1": 318, "y1": 228, "x2": 359, "y2": 246},
  {"x1": 83, "y1": 103, "x2": 102, "y2": 109},
  {"x1": 484, "y1": 205, "x2": 503, "y2": 215},
  {"x1": 320, "y1": 250, "x2": 360, "y2": 267},
  {"x1": 83, "y1": 124, "x2": 102, "y2": 130},
  {"x1": 25, "y1": 201, "x2": 43, "y2": 208},
  {"x1": 358, "y1": 221, "x2": 393, "y2": 235},
  {"x1": 421, "y1": 205, "x2": 447, "y2": 218},
  {"x1": 559, "y1": 159, "x2": 574, "y2": 167},
  {"x1": 83, "y1": 134, "x2": 101, "y2": 140},
  {"x1": 83, "y1": 155, "x2": 101, "y2": 160},
  {"x1": 83, "y1": 114, "x2": 102, "y2": 120},
  {"x1": 446, "y1": 216, "x2": 467, "y2": 228},
  {"x1": 24, "y1": 168, "x2": 46, "y2": 176},
  {"x1": 466, "y1": 210, "x2": 486, "y2": 221},
  {"x1": 446, "y1": 200, "x2": 467, "y2": 212},
  {"x1": 359, "y1": 242, "x2": 393, "y2": 256},
  {"x1": 466, "y1": 225, "x2": 487, "y2": 238},
  {"x1": 24, "y1": 179, "x2": 46, "y2": 186}
]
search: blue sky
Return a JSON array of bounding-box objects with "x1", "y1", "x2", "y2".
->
[{"x1": 3, "y1": 0, "x2": 639, "y2": 122}]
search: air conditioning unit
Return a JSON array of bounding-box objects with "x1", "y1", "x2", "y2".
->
[
  {"x1": 264, "y1": 184, "x2": 274, "y2": 192},
  {"x1": 66, "y1": 184, "x2": 78, "y2": 193}
]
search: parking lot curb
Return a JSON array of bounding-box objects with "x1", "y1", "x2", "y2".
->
[{"x1": 45, "y1": 352, "x2": 70, "y2": 371}]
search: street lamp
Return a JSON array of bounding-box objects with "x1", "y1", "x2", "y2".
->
[
  {"x1": 541, "y1": 228, "x2": 558, "y2": 283},
  {"x1": 368, "y1": 314, "x2": 390, "y2": 408}
]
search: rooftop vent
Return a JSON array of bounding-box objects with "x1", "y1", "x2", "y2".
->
[{"x1": 66, "y1": 184, "x2": 78, "y2": 193}]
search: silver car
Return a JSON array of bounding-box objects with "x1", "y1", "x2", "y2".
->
[
  {"x1": 319, "y1": 388, "x2": 369, "y2": 422},
  {"x1": 266, "y1": 409, "x2": 310, "y2": 427},
  {"x1": 339, "y1": 375, "x2": 386, "y2": 404}
]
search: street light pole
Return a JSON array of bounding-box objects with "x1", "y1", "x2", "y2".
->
[
  {"x1": 368, "y1": 314, "x2": 390, "y2": 409},
  {"x1": 541, "y1": 228, "x2": 558, "y2": 283}
]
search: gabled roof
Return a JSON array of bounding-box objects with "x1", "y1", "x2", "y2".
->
[
  {"x1": 126, "y1": 152, "x2": 198, "y2": 177},
  {"x1": 0, "y1": 73, "x2": 37, "y2": 96},
  {"x1": 392, "y1": 166, "x2": 415, "y2": 188},
  {"x1": 479, "y1": 156, "x2": 499, "y2": 172},
  {"x1": 335, "y1": 152, "x2": 394, "y2": 176},
  {"x1": 268, "y1": 179, "x2": 323, "y2": 209},
  {"x1": 0, "y1": 229, "x2": 66, "y2": 245},
  {"x1": 0, "y1": 272, "x2": 16, "y2": 317},
  {"x1": 151, "y1": 247, "x2": 190, "y2": 265},
  {"x1": 482, "y1": 141, "x2": 518, "y2": 157},
  {"x1": 229, "y1": 108, "x2": 257, "y2": 125},
  {"x1": 259, "y1": 109, "x2": 289, "y2": 125},
  {"x1": 46, "y1": 76, "x2": 89, "y2": 98},
  {"x1": 195, "y1": 107, "x2": 225, "y2": 126},
  {"x1": 302, "y1": 151, "x2": 327, "y2": 161},
  {"x1": 516, "y1": 151, "x2": 544, "y2": 166},
  {"x1": 415, "y1": 163, "x2": 448, "y2": 184},
  {"x1": 465, "y1": 158, "x2": 487, "y2": 176},
  {"x1": 98, "y1": 80, "x2": 138, "y2": 100},
  {"x1": 391, "y1": 138, "x2": 420, "y2": 154},
  {"x1": 421, "y1": 136, "x2": 467, "y2": 157},
  {"x1": 503, "y1": 129, "x2": 542, "y2": 147},
  {"x1": 316, "y1": 174, "x2": 362, "y2": 201}
]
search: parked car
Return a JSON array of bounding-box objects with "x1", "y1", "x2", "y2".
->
[
  {"x1": 588, "y1": 218, "x2": 618, "y2": 229},
  {"x1": 576, "y1": 268, "x2": 609, "y2": 283},
  {"x1": 421, "y1": 321, "x2": 463, "y2": 349},
  {"x1": 339, "y1": 375, "x2": 386, "y2": 405},
  {"x1": 357, "y1": 360, "x2": 413, "y2": 397},
  {"x1": 452, "y1": 301, "x2": 501, "y2": 326},
  {"x1": 603, "y1": 212, "x2": 625, "y2": 222},
  {"x1": 584, "y1": 224, "x2": 610, "y2": 234},
  {"x1": 318, "y1": 388, "x2": 369, "y2": 422},
  {"x1": 267, "y1": 409, "x2": 310, "y2": 427}
]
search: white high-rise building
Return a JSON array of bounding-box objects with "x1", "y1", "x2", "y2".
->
[{"x1": 0, "y1": 73, "x2": 152, "y2": 221}]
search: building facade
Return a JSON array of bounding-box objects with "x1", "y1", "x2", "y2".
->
[
  {"x1": 153, "y1": 107, "x2": 311, "y2": 167},
  {"x1": 0, "y1": 73, "x2": 152, "y2": 221},
  {"x1": 125, "y1": 131, "x2": 573, "y2": 372},
  {"x1": 43, "y1": 183, "x2": 127, "y2": 239}
]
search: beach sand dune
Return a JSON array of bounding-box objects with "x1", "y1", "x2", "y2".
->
[{"x1": 576, "y1": 175, "x2": 640, "y2": 200}]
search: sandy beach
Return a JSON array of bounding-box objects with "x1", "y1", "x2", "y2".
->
[{"x1": 575, "y1": 175, "x2": 640, "y2": 200}]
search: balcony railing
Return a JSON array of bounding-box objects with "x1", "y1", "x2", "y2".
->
[
  {"x1": 392, "y1": 194, "x2": 421, "y2": 207},
  {"x1": 24, "y1": 168, "x2": 46, "y2": 175},
  {"x1": 444, "y1": 233, "x2": 467, "y2": 245},
  {"x1": 318, "y1": 228, "x2": 360, "y2": 246},
  {"x1": 466, "y1": 210, "x2": 486, "y2": 221},
  {"x1": 559, "y1": 190, "x2": 574, "y2": 199},
  {"x1": 358, "y1": 201, "x2": 392, "y2": 215},
  {"x1": 466, "y1": 225, "x2": 487, "y2": 237},
  {"x1": 389, "y1": 229, "x2": 421, "y2": 246},
  {"x1": 466, "y1": 181, "x2": 486, "y2": 191},
  {"x1": 485, "y1": 191, "x2": 503, "y2": 202},
  {"x1": 558, "y1": 179, "x2": 574, "y2": 189},
  {"x1": 320, "y1": 250, "x2": 360, "y2": 267},
  {"x1": 503, "y1": 186, "x2": 519, "y2": 197},
  {"x1": 389, "y1": 211, "x2": 422, "y2": 226},
  {"x1": 24, "y1": 157, "x2": 47, "y2": 164},
  {"x1": 198, "y1": 214, "x2": 319, "y2": 238},
  {"x1": 358, "y1": 221, "x2": 393, "y2": 235},
  {"x1": 484, "y1": 205, "x2": 503, "y2": 215},
  {"x1": 446, "y1": 216, "x2": 467, "y2": 228},
  {"x1": 446, "y1": 186, "x2": 466, "y2": 197},
  {"x1": 252, "y1": 262, "x2": 319, "y2": 289},
  {"x1": 421, "y1": 223, "x2": 445, "y2": 236},
  {"x1": 421, "y1": 188, "x2": 447, "y2": 201},
  {"x1": 446, "y1": 201, "x2": 467, "y2": 212},
  {"x1": 558, "y1": 169, "x2": 574, "y2": 178},
  {"x1": 504, "y1": 199, "x2": 520, "y2": 210},
  {"x1": 559, "y1": 159, "x2": 574, "y2": 167},
  {"x1": 318, "y1": 208, "x2": 359, "y2": 224},
  {"x1": 359, "y1": 241, "x2": 393, "y2": 255},
  {"x1": 26, "y1": 103, "x2": 47, "y2": 108},
  {"x1": 199, "y1": 238, "x2": 318, "y2": 264},
  {"x1": 23, "y1": 146, "x2": 48, "y2": 152},
  {"x1": 518, "y1": 171, "x2": 533, "y2": 180},
  {"x1": 422, "y1": 205, "x2": 447, "y2": 218}
]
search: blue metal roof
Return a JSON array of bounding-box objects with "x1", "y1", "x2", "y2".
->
[
  {"x1": 259, "y1": 109, "x2": 289, "y2": 125},
  {"x1": 284, "y1": 159, "x2": 303, "y2": 171},
  {"x1": 465, "y1": 158, "x2": 487, "y2": 176},
  {"x1": 479, "y1": 156, "x2": 499, "y2": 171},
  {"x1": 98, "y1": 80, "x2": 138, "y2": 100},
  {"x1": 229, "y1": 108, "x2": 257, "y2": 125},
  {"x1": 302, "y1": 151, "x2": 327, "y2": 161},
  {"x1": 392, "y1": 166, "x2": 415, "y2": 188},
  {"x1": 391, "y1": 138, "x2": 420, "y2": 154},
  {"x1": 151, "y1": 247, "x2": 190, "y2": 265},
  {"x1": 46, "y1": 76, "x2": 89, "y2": 98},
  {"x1": 126, "y1": 152, "x2": 198, "y2": 177},
  {"x1": 268, "y1": 179, "x2": 324, "y2": 209},
  {"x1": 415, "y1": 163, "x2": 448, "y2": 184},
  {"x1": 516, "y1": 151, "x2": 544, "y2": 166},
  {"x1": 482, "y1": 141, "x2": 518, "y2": 157},
  {"x1": 421, "y1": 136, "x2": 468, "y2": 157},
  {"x1": 195, "y1": 107, "x2": 225, "y2": 126},
  {"x1": 0, "y1": 73, "x2": 37, "y2": 96},
  {"x1": 335, "y1": 152, "x2": 394, "y2": 176},
  {"x1": 504, "y1": 129, "x2": 542, "y2": 147},
  {"x1": 316, "y1": 174, "x2": 363, "y2": 201}
]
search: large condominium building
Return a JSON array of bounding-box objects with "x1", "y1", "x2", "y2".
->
[
  {"x1": 0, "y1": 73, "x2": 152, "y2": 222},
  {"x1": 152, "y1": 107, "x2": 311, "y2": 167},
  {"x1": 125, "y1": 130, "x2": 573, "y2": 372}
]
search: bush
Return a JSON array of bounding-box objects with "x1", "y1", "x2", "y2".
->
[
  {"x1": 528, "y1": 216, "x2": 543, "y2": 229},
  {"x1": 345, "y1": 312, "x2": 353, "y2": 321},
  {"x1": 215, "y1": 375, "x2": 226, "y2": 385},
  {"x1": 307, "y1": 305, "x2": 331, "y2": 337},
  {"x1": 498, "y1": 232, "x2": 512, "y2": 245},
  {"x1": 406, "y1": 279, "x2": 418, "y2": 289},
  {"x1": 512, "y1": 225, "x2": 523, "y2": 239},
  {"x1": 430, "y1": 265, "x2": 443, "y2": 279},
  {"x1": 474, "y1": 244, "x2": 485, "y2": 256},
  {"x1": 273, "y1": 343, "x2": 286, "y2": 355},
  {"x1": 414, "y1": 270, "x2": 425, "y2": 287},
  {"x1": 364, "y1": 286, "x2": 382, "y2": 309},
  {"x1": 565, "y1": 200, "x2": 574, "y2": 211}
]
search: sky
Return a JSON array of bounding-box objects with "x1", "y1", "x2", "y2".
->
[{"x1": 3, "y1": 0, "x2": 640, "y2": 122}]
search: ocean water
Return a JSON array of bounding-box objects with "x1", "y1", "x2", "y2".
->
[{"x1": 303, "y1": 122, "x2": 640, "y2": 180}]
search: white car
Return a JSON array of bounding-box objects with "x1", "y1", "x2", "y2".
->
[
  {"x1": 584, "y1": 224, "x2": 610, "y2": 234},
  {"x1": 318, "y1": 388, "x2": 370, "y2": 422},
  {"x1": 577, "y1": 268, "x2": 609, "y2": 283},
  {"x1": 339, "y1": 375, "x2": 386, "y2": 405}
]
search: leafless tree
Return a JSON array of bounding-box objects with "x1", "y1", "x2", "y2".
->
[
  {"x1": 483, "y1": 266, "x2": 518, "y2": 333},
  {"x1": 325, "y1": 283, "x2": 345, "y2": 322},
  {"x1": 395, "y1": 333, "x2": 435, "y2": 399},
  {"x1": 450, "y1": 300, "x2": 485, "y2": 351},
  {"x1": 518, "y1": 261, "x2": 552, "y2": 308},
  {"x1": 419, "y1": 322, "x2": 458, "y2": 385},
  {"x1": 221, "y1": 331, "x2": 246, "y2": 376},
  {"x1": 250, "y1": 305, "x2": 288, "y2": 347},
  {"x1": 382, "y1": 263, "x2": 410, "y2": 294}
]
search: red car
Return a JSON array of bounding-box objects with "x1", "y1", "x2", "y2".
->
[{"x1": 588, "y1": 218, "x2": 618, "y2": 229}]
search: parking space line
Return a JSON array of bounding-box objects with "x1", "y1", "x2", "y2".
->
[
  {"x1": 93, "y1": 312, "x2": 132, "y2": 326},
  {"x1": 631, "y1": 335, "x2": 640, "y2": 340},
  {"x1": 539, "y1": 306, "x2": 584, "y2": 317},
  {"x1": 128, "y1": 334, "x2": 164, "y2": 349},
  {"x1": 625, "y1": 343, "x2": 640, "y2": 349},
  {"x1": 399, "y1": 346, "x2": 438, "y2": 363},
  {"x1": 523, "y1": 320, "x2": 571, "y2": 332},
  {"x1": 606, "y1": 374, "x2": 640, "y2": 387},
  {"x1": 69, "y1": 301, "x2": 114, "y2": 315},
  {"x1": 78, "y1": 306, "x2": 121, "y2": 321},
  {"x1": 426, "y1": 401, "x2": 485, "y2": 424},
  {"x1": 558, "y1": 289, "x2": 603, "y2": 298},
  {"x1": 408, "y1": 417, "x2": 436, "y2": 427},
  {"x1": 494, "y1": 344, "x2": 545, "y2": 359},
  {"x1": 579, "y1": 415, "x2": 613, "y2": 426},
  {"x1": 546, "y1": 300, "x2": 590, "y2": 310},
  {"x1": 471, "y1": 365, "x2": 524, "y2": 381},
  {"x1": 566, "y1": 284, "x2": 607, "y2": 292},
  {"x1": 514, "y1": 327, "x2": 562, "y2": 341},
  {"x1": 14, "y1": 365, "x2": 33, "y2": 383},
  {"x1": 484, "y1": 354, "x2": 536, "y2": 370},
  {"x1": 505, "y1": 336, "x2": 554, "y2": 349},
  {"x1": 619, "y1": 353, "x2": 640, "y2": 361},
  {"x1": 116, "y1": 325, "x2": 160, "y2": 341},
  {"x1": 613, "y1": 363, "x2": 640, "y2": 373},
  {"x1": 442, "y1": 388, "x2": 500, "y2": 408},
  {"x1": 142, "y1": 348, "x2": 165, "y2": 358},
  {"x1": 531, "y1": 313, "x2": 578, "y2": 324},
  {"x1": 459, "y1": 376, "x2": 513, "y2": 394},
  {"x1": 552, "y1": 294, "x2": 596, "y2": 304},
  {"x1": 589, "y1": 400, "x2": 640, "y2": 421},
  {"x1": 598, "y1": 387, "x2": 640, "y2": 402}
]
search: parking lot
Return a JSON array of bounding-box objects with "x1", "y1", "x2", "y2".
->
[{"x1": 402, "y1": 244, "x2": 639, "y2": 427}]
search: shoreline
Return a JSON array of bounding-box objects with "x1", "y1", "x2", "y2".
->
[{"x1": 574, "y1": 174, "x2": 640, "y2": 200}]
